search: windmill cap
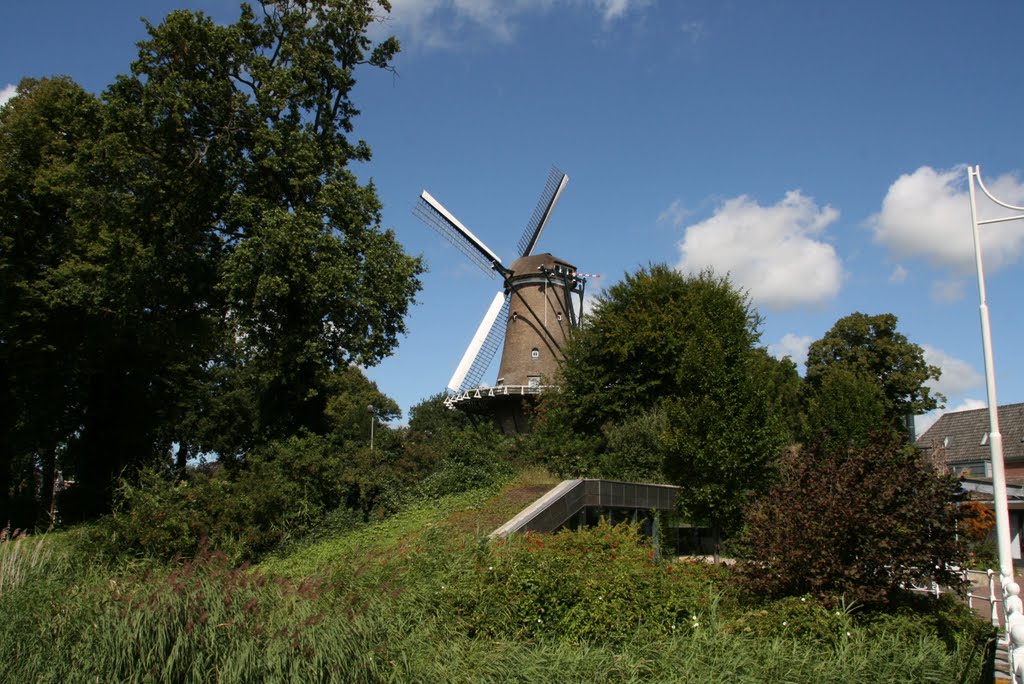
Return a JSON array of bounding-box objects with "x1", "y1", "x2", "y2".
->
[{"x1": 507, "y1": 253, "x2": 576, "y2": 276}]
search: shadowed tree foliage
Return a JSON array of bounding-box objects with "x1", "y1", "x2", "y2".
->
[
  {"x1": 0, "y1": 77, "x2": 106, "y2": 526},
  {"x1": 804, "y1": 312, "x2": 941, "y2": 442},
  {"x1": 533, "y1": 265, "x2": 788, "y2": 543},
  {"x1": 1, "y1": 1, "x2": 421, "y2": 524},
  {"x1": 407, "y1": 392, "x2": 470, "y2": 439},
  {"x1": 740, "y1": 433, "x2": 967, "y2": 606},
  {"x1": 804, "y1": 364, "x2": 889, "y2": 453},
  {"x1": 751, "y1": 348, "x2": 804, "y2": 444},
  {"x1": 599, "y1": 408, "x2": 669, "y2": 484}
]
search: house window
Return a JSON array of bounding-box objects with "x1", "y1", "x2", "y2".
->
[
  {"x1": 951, "y1": 461, "x2": 989, "y2": 477},
  {"x1": 981, "y1": 433, "x2": 989, "y2": 446},
  {"x1": 531, "y1": 348, "x2": 540, "y2": 360}
]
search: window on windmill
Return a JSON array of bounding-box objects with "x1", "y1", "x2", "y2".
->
[
  {"x1": 531, "y1": 348, "x2": 540, "y2": 360},
  {"x1": 556, "y1": 311, "x2": 563, "y2": 321},
  {"x1": 528, "y1": 375, "x2": 541, "y2": 388},
  {"x1": 512, "y1": 312, "x2": 518, "y2": 322}
]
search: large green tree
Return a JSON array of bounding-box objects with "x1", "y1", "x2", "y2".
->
[
  {"x1": 535, "y1": 266, "x2": 787, "y2": 544},
  {"x1": 0, "y1": 1, "x2": 422, "y2": 523},
  {"x1": 804, "y1": 312, "x2": 940, "y2": 442},
  {"x1": 0, "y1": 77, "x2": 105, "y2": 524}
]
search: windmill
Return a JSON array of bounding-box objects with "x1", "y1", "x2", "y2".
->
[{"x1": 413, "y1": 167, "x2": 587, "y2": 432}]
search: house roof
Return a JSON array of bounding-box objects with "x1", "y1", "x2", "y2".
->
[{"x1": 916, "y1": 402, "x2": 1024, "y2": 465}]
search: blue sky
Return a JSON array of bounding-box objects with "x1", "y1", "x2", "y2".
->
[{"x1": 4, "y1": 1, "x2": 1024, "y2": 435}]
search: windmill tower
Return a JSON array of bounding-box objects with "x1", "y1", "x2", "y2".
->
[{"x1": 413, "y1": 168, "x2": 587, "y2": 433}]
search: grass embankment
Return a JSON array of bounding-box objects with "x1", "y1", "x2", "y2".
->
[{"x1": 0, "y1": 469, "x2": 995, "y2": 683}]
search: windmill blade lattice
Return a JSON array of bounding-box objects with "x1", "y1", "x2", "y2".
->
[
  {"x1": 517, "y1": 167, "x2": 569, "y2": 257},
  {"x1": 414, "y1": 191, "x2": 500, "y2": 279},
  {"x1": 450, "y1": 294, "x2": 509, "y2": 389}
]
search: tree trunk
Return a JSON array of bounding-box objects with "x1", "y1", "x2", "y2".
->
[
  {"x1": 712, "y1": 522, "x2": 722, "y2": 565},
  {"x1": 38, "y1": 445, "x2": 57, "y2": 530},
  {"x1": 175, "y1": 442, "x2": 189, "y2": 479}
]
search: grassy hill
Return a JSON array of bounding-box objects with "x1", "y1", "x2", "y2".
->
[{"x1": 0, "y1": 469, "x2": 996, "y2": 683}]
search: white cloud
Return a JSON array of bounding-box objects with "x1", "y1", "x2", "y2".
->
[
  {"x1": 929, "y1": 278, "x2": 965, "y2": 304},
  {"x1": 595, "y1": 0, "x2": 651, "y2": 22},
  {"x1": 657, "y1": 198, "x2": 690, "y2": 229},
  {"x1": 676, "y1": 190, "x2": 843, "y2": 310},
  {"x1": 680, "y1": 20, "x2": 704, "y2": 45},
  {"x1": 871, "y1": 165, "x2": 1024, "y2": 274},
  {"x1": 922, "y1": 344, "x2": 982, "y2": 398},
  {"x1": 383, "y1": 0, "x2": 650, "y2": 47},
  {"x1": 888, "y1": 264, "x2": 907, "y2": 284},
  {"x1": 915, "y1": 397, "x2": 987, "y2": 439},
  {"x1": 0, "y1": 84, "x2": 17, "y2": 108},
  {"x1": 767, "y1": 333, "x2": 813, "y2": 373}
]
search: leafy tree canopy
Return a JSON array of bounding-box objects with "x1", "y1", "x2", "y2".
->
[
  {"x1": 407, "y1": 392, "x2": 470, "y2": 439},
  {"x1": 550, "y1": 265, "x2": 764, "y2": 435},
  {"x1": 535, "y1": 265, "x2": 788, "y2": 540},
  {"x1": 0, "y1": 1, "x2": 421, "y2": 523},
  {"x1": 804, "y1": 313, "x2": 941, "y2": 437},
  {"x1": 804, "y1": 364, "x2": 888, "y2": 453}
]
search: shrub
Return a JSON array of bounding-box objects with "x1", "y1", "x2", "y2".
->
[
  {"x1": 414, "y1": 427, "x2": 514, "y2": 500},
  {"x1": 430, "y1": 520, "x2": 728, "y2": 643},
  {"x1": 726, "y1": 595, "x2": 855, "y2": 645},
  {"x1": 739, "y1": 432, "x2": 968, "y2": 606},
  {"x1": 100, "y1": 434, "x2": 355, "y2": 561},
  {"x1": 860, "y1": 592, "x2": 996, "y2": 651}
]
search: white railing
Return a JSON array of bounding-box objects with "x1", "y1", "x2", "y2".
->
[
  {"x1": 917, "y1": 568, "x2": 1016, "y2": 679},
  {"x1": 909, "y1": 568, "x2": 1002, "y2": 628},
  {"x1": 444, "y1": 383, "x2": 552, "y2": 409},
  {"x1": 964, "y1": 569, "x2": 1003, "y2": 629}
]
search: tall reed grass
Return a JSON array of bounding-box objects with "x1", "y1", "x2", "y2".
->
[
  {"x1": 0, "y1": 530, "x2": 50, "y2": 597},
  {"x1": 0, "y1": 485, "x2": 995, "y2": 683}
]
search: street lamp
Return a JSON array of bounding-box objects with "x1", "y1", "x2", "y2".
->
[{"x1": 967, "y1": 164, "x2": 1023, "y2": 681}]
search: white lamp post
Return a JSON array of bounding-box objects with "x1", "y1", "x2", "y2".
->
[{"x1": 967, "y1": 164, "x2": 1023, "y2": 681}]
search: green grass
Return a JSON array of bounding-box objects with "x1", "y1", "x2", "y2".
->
[
  {"x1": 258, "y1": 486, "x2": 500, "y2": 578},
  {"x1": 0, "y1": 469, "x2": 995, "y2": 683}
]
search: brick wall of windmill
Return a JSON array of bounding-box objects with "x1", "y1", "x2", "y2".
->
[{"x1": 497, "y1": 254, "x2": 576, "y2": 387}]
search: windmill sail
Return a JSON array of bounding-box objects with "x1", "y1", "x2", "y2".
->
[
  {"x1": 415, "y1": 191, "x2": 502, "y2": 278},
  {"x1": 516, "y1": 168, "x2": 569, "y2": 257},
  {"x1": 447, "y1": 291, "x2": 510, "y2": 393}
]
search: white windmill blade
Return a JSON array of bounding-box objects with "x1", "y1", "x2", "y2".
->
[
  {"x1": 414, "y1": 190, "x2": 503, "y2": 278},
  {"x1": 447, "y1": 291, "x2": 509, "y2": 393},
  {"x1": 516, "y1": 168, "x2": 569, "y2": 257}
]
